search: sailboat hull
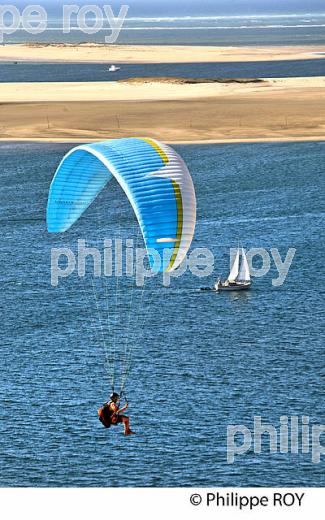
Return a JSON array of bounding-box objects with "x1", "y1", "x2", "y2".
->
[
  {"x1": 218, "y1": 283, "x2": 251, "y2": 291},
  {"x1": 200, "y1": 284, "x2": 251, "y2": 292}
]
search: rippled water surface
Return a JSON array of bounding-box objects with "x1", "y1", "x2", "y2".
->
[
  {"x1": 0, "y1": 141, "x2": 324, "y2": 486},
  {"x1": 1, "y1": 59, "x2": 324, "y2": 82}
]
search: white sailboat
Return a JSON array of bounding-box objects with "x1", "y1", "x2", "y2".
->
[
  {"x1": 215, "y1": 247, "x2": 251, "y2": 291},
  {"x1": 108, "y1": 65, "x2": 121, "y2": 72}
]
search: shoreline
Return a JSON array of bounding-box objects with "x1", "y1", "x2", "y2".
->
[
  {"x1": 0, "y1": 136, "x2": 324, "y2": 145},
  {"x1": 0, "y1": 43, "x2": 324, "y2": 63}
]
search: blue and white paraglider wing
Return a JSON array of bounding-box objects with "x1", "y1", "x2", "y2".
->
[{"x1": 47, "y1": 137, "x2": 196, "y2": 272}]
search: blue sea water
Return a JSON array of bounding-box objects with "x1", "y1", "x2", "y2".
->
[
  {"x1": 0, "y1": 59, "x2": 324, "y2": 82},
  {"x1": 6, "y1": 13, "x2": 325, "y2": 45},
  {"x1": 0, "y1": 140, "x2": 324, "y2": 487}
]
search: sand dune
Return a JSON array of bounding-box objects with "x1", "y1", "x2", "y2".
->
[
  {"x1": 0, "y1": 76, "x2": 324, "y2": 143},
  {"x1": 0, "y1": 76, "x2": 324, "y2": 103},
  {"x1": 0, "y1": 43, "x2": 324, "y2": 63}
]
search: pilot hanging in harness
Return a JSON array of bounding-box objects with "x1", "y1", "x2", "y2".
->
[{"x1": 98, "y1": 392, "x2": 135, "y2": 436}]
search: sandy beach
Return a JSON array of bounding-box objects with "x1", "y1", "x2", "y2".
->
[
  {"x1": 1, "y1": 43, "x2": 324, "y2": 143},
  {"x1": 0, "y1": 43, "x2": 324, "y2": 63},
  {"x1": 0, "y1": 76, "x2": 324, "y2": 143}
]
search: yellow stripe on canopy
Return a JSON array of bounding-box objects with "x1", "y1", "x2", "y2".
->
[
  {"x1": 140, "y1": 138, "x2": 169, "y2": 164},
  {"x1": 167, "y1": 179, "x2": 184, "y2": 272}
]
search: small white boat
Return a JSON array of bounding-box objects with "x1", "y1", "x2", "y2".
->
[
  {"x1": 108, "y1": 65, "x2": 121, "y2": 73},
  {"x1": 215, "y1": 246, "x2": 252, "y2": 292}
]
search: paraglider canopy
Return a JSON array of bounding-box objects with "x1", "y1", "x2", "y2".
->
[{"x1": 47, "y1": 137, "x2": 196, "y2": 272}]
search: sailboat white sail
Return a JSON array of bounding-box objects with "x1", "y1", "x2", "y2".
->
[
  {"x1": 237, "y1": 248, "x2": 251, "y2": 283},
  {"x1": 228, "y1": 248, "x2": 240, "y2": 282}
]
